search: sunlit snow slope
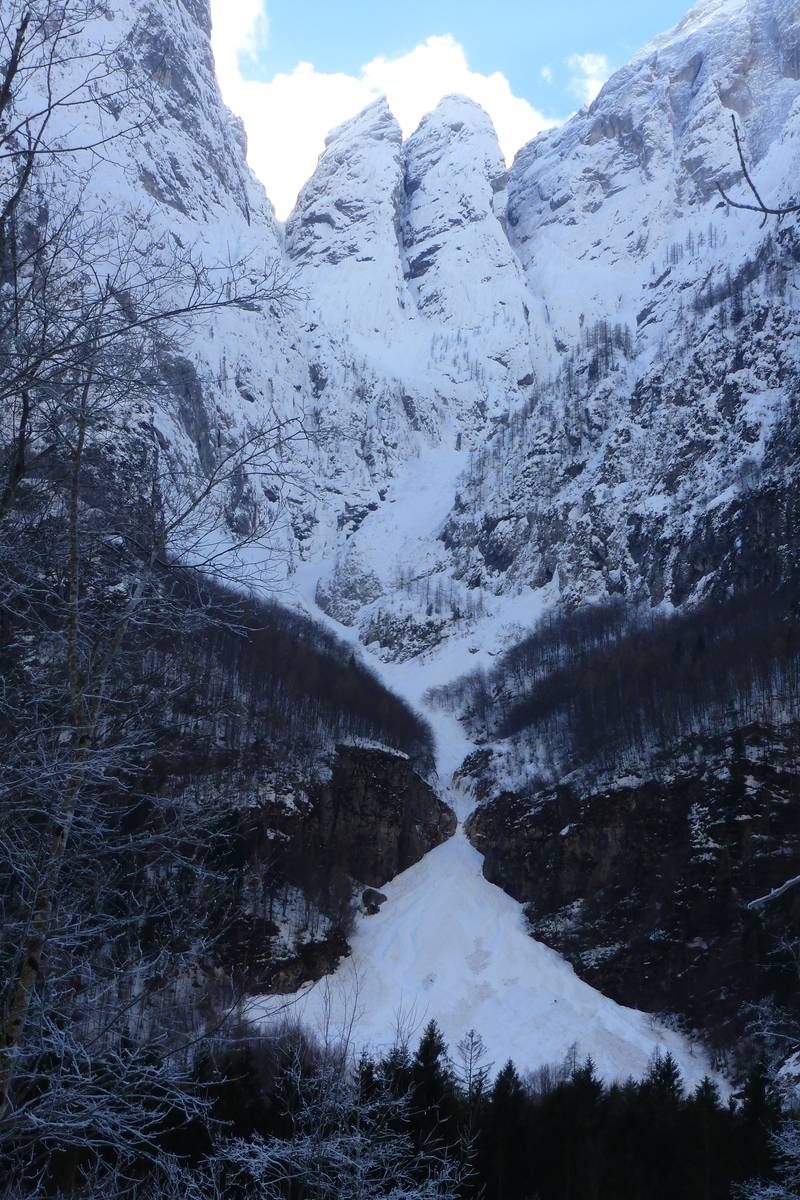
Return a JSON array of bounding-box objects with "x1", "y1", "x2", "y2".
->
[{"x1": 254, "y1": 755, "x2": 711, "y2": 1085}]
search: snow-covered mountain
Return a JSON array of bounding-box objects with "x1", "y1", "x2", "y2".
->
[
  {"x1": 264, "y1": 0, "x2": 800, "y2": 667},
  {"x1": 443, "y1": 0, "x2": 800, "y2": 612},
  {"x1": 73, "y1": 0, "x2": 800, "y2": 653},
  {"x1": 44, "y1": 0, "x2": 800, "y2": 1069}
]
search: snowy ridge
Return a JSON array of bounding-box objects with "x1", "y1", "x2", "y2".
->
[
  {"x1": 638, "y1": 0, "x2": 751, "y2": 57},
  {"x1": 507, "y1": 0, "x2": 800, "y2": 342}
]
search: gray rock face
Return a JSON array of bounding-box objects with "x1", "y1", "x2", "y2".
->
[
  {"x1": 315, "y1": 546, "x2": 385, "y2": 625},
  {"x1": 466, "y1": 723, "x2": 800, "y2": 1051},
  {"x1": 286, "y1": 99, "x2": 409, "y2": 330},
  {"x1": 305, "y1": 745, "x2": 456, "y2": 889},
  {"x1": 166, "y1": 741, "x2": 452, "y2": 996},
  {"x1": 401, "y1": 96, "x2": 531, "y2": 342},
  {"x1": 440, "y1": 272, "x2": 800, "y2": 608},
  {"x1": 123, "y1": 0, "x2": 268, "y2": 223},
  {"x1": 507, "y1": 0, "x2": 800, "y2": 341}
]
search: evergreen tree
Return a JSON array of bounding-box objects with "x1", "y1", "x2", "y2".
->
[
  {"x1": 356, "y1": 1049, "x2": 380, "y2": 1105},
  {"x1": 410, "y1": 1021, "x2": 457, "y2": 1143},
  {"x1": 739, "y1": 1059, "x2": 782, "y2": 1182},
  {"x1": 644, "y1": 1051, "x2": 684, "y2": 1105},
  {"x1": 379, "y1": 1040, "x2": 413, "y2": 1099},
  {"x1": 639, "y1": 1052, "x2": 686, "y2": 1199},
  {"x1": 567, "y1": 1057, "x2": 605, "y2": 1200},
  {"x1": 484, "y1": 1060, "x2": 530, "y2": 1200},
  {"x1": 685, "y1": 1076, "x2": 726, "y2": 1200}
]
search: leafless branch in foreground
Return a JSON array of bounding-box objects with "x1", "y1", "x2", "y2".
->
[{"x1": 718, "y1": 114, "x2": 800, "y2": 228}]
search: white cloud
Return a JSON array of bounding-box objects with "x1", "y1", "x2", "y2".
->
[
  {"x1": 211, "y1": 0, "x2": 268, "y2": 77},
  {"x1": 540, "y1": 65, "x2": 553, "y2": 85},
  {"x1": 210, "y1": 1, "x2": 556, "y2": 219},
  {"x1": 567, "y1": 52, "x2": 611, "y2": 106}
]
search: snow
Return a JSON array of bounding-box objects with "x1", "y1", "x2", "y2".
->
[
  {"x1": 49, "y1": 0, "x2": 799, "y2": 1087},
  {"x1": 251, "y1": 774, "x2": 713, "y2": 1087},
  {"x1": 253, "y1": 498, "x2": 715, "y2": 1085},
  {"x1": 206, "y1": 0, "x2": 796, "y2": 1082},
  {"x1": 747, "y1": 874, "x2": 800, "y2": 910},
  {"x1": 195, "y1": 0, "x2": 798, "y2": 1088},
  {"x1": 639, "y1": 0, "x2": 748, "y2": 55},
  {"x1": 286, "y1": 432, "x2": 561, "y2": 780}
]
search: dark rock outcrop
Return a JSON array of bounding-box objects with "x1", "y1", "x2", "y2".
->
[
  {"x1": 362, "y1": 887, "x2": 388, "y2": 915},
  {"x1": 304, "y1": 745, "x2": 455, "y2": 888},
  {"x1": 467, "y1": 725, "x2": 800, "y2": 1050},
  {"x1": 209, "y1": 745, "x2": 454, "y2": 995},
  {"x1": 263, "y1": 936, "x2": 351, "y2": 995}
]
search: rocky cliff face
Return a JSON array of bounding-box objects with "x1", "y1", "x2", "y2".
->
[
  {"x1": 293, "y1": 92, "x2": 549, "y2": 638},
  {"x1": 304, "y1": 745, "x2": 456, "y2": 889},
  {"x1": 168, "y1": 743, "x2": 454, "y2": 997},
  {"x1": 401, "y1": 95, "x2": 541, "y2": 380},
  {"x1": 508, "y1": 0, "x2": 800, "y2": 340},
  {"x1": 441, "y1": 252, "x2": 800, "y2": 605},
  {"x1": 437, "y1": 0, "x2": 800, "y2": 612},
  {"x1": 466, "y1": 723, "x2": 800, "y2": 1054},
  {"x1": 287, "y1": 100, "x2": 409, "y2": 331}
]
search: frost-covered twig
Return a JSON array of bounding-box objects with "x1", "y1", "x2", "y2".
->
[{"x1": 748, "y1": 875, "x2": 800, "y2": 911}]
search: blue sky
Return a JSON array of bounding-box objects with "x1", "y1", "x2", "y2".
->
[
  {"x1": 211, "y1": 0, "x2": 695, "y2": 217},
  {"x1": 253, "y1": 1, "x2": 691, "y2": 116}
]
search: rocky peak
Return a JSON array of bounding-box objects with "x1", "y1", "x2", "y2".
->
[
  {"x1": 507, "y1": 0, "x2": 800, "y2": 345},
  {"x1": 398, "y1": 94, "x2": 544, "y2": 402},
  {"x1": 402, "y1": 95, "x2": 519, "y2": 319},
  {"x1": 404, "y1": 94, "x2": 508, "y2": 220},
  {"x1": 324, "y1": 95, "x2": 402, "y2": 150},
  {"x1": 285, "y1": 98, "x2": 411, "y2": 330},
  {"x1": 52, "y1": 0, "x2": 314, "y2": 570}
]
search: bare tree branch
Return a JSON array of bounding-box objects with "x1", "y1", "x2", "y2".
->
[{"x1": 717, "y1": 114, "x2": 800, "y2": 227}]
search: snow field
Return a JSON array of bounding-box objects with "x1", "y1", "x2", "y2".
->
[{"x1": 252, "y1": 776, "x2": 714, "y2": 1087}]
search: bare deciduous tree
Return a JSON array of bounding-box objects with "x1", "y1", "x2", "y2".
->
[
  {"x1": 0, "y1": 0, "x2": 307, "y2": 1182},
  {"x1": 737, "y1": 1122, "x2": 800, "y2": 1200},
  {"x1": 206, "y1": 1049, "x2": 471, "y2": 1200}
]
